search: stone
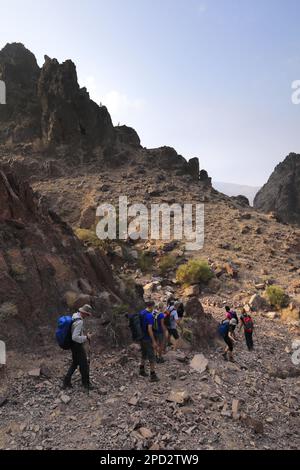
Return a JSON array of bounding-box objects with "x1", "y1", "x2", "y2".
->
[
  {"x1": 225, "y1": 263, "x2": 238, "y2": 279},
  {"x1": 138, "y1": 427, "x2": 153, "y2": 439},
  {"x1": 190, "y1": 354, "x2": 208, "y2": 374},
  {"x1": 183, "y1": 285, "x2": 200, "y2": 297},
  {"x1": 292, "y1": 339, "x2": 300, "y2": 350},
  {"x1": 167, "y1": 390, "x2": 191, "y2": 405},
  {"x1": 61, "y1": 394, "x2": 71, "y2": 405},
  {"x1": 249, "y1": 294, "x2": 266, "y2": 311},
  {"x1": 128, "y1": 396, "x2": 139, "y2": 406},
  {"x1": 28, "y1": 368, "x2": 41, "y2": 377},
  {"x1": 232, "y1": 399, "x2": 240, "y2": 420}
]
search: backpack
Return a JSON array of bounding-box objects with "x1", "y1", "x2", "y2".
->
[
  {"x1": 230, "y1": 311, "x2": 239, "y2": 324},
  {"x1": 218, "y1": 320, "x2": 230, "y2": 338},
  {"x1": 56, "y1": 316, "x2": 78, "y2": 350},
  {"x1": 153, "y1": 310, "x2": 160, "y2": 333},
  {"x1": 128, "y1": 311, "x2": 146, "y2": 342},
  {"x1": 164, "y1": 306, "x2": 175, "y2": 328},
  {"x1": 243, "y1": 315, "x2": 254, "y2": 333},
  {"x1": 177, "y1": 303, "x2": 185, "y2": 319}
]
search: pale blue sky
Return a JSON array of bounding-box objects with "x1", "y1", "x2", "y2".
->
[{"x1": 1, "y1": 0, "x2": 300, "y2": 185}]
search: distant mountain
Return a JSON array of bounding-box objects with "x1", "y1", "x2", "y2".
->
[{"x1": 213, "y1": 182, "x2": 261, "y2": 205}]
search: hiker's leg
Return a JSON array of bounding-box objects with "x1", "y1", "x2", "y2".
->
[
  {"x1": 140, "y1": 341, "x2": 148, "y2": 376},
  {"x1": 245, "y1": 331, "x2": 252, "y2": 351},
  {"x1": 64, "y1": 346, "x2": 79, "y2": 386},
  {"x1": 78, "y1": 345, "x2": 89, "y2": 386},
  {"x1": 247, "y1": 331, "x2": 254, "y2": 350}
]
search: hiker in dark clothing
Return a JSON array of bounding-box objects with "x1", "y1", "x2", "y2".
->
[
  {"x1": 219, "y1": 314, "x2": 235, "y2": 362},
  {"x1": 225, "y1": 306, "x2": 238, "y2": 340},
  {"x1": 239, "y1": 308, "x2": 254, "y2": 351},
  {"x1": 153, "y1": 303, "x2": 168, "y2": 363},
  {"x1": 139, "y1": 301, "x2": 159, "y2": 382},
  {"x1": 63, "y1": 304, "x2": 94, "y2": 391}
]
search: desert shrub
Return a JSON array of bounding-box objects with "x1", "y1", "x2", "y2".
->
[
  {"x1": 176, "y1": 259, "x2": 213, "y2": 286},
  {"x1": 265, "y1": 285, "x2": 288, "y2": 309},
  {"x1": 75, "y1": 228, "x2": 108, "y2": 250},
  {"x1": 138, "y1": 252, "x2": 153, "y2": 273},
  {"x1": 159, "y1": 255, "x2": 177, "y2": 275}
]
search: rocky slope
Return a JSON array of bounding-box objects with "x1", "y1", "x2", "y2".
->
[
  {"x1": 254, "y1": 153, "x2": 300, "y2": 226},
  {"x1": 0, "y1": 169, "x2": 137, "y2": 351}
]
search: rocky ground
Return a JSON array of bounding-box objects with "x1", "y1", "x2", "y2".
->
[{"x1": 1, "y1": 300, "x2": 299, "y2": 451}]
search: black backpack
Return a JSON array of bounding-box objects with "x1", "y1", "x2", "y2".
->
[
  {"x1": 128, "y1": 311, "x2": 145, "y2": 342},
  {"x1": 177, "y1": 303, "x2": 185, "y2": 319}
]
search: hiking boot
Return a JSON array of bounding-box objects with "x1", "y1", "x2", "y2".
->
[
  {"x1": 150, "y1": 373, "x2": 159, "y2": 382},
  {"x1": 62, "y1": 382, "x2": 73, "y2": 390},
  {"x1": 139, "y1": 367, "x2": 148, "y2": 377},
  {"x1": 222, "y1": 352, "x2": 228, "y2": 361},
  {"x1": 83, "y1": 382, "x2": 95, "y2": 391}
]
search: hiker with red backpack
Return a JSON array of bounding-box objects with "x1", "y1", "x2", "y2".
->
[
  {"x1": 58, "y1": 304, "x2": 94, "y2": 391},
  {"x1": 239, "y1": 308, "x2": 254, "y2": 351}
]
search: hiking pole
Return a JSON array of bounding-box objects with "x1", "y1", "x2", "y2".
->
[{"x1": 87, "y1": 335, "x2": 91, "y2": 396}]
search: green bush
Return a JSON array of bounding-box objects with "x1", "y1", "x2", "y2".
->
[
  {"x1": 176, "y1": 259, "x2": 213, "y2": 286},
  {"x1": 159, "y1": 255, "x2": 177, "y2": 275},
  {"x1": 75, "y1": 228, "x2": 107, "y2": 250},
  {"x1": 265, "y1": 285, "x2": 287, "y2": 309},
  {"x1": 138, "y1": 252, "x2": 153, "y2": 273}
]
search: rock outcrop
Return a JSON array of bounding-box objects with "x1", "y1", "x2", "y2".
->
[
  {"x1": 0, "y1": 43, "x2": 208, "y2": 181},
  {"x1": 0, "y1": 169, "x2": 122, "y2": 350},
  {"x1": 254, "y1": 153, "x2": 300, "y2": 225}
]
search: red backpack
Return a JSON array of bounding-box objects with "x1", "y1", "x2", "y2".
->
[{"x1": 243, "y1": 315, "x2": 254, "y2": 333}]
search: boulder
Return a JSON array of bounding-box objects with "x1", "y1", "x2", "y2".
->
[{"x1": 190, "y1": 354, "x2": 208, "y2": 374}]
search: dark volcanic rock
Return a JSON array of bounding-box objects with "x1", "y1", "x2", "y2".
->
[
  {"x1": 254, "y1": 153, "x2": 300, "y2": 225},
  {"x1": 0, "y1": 42, "x2": 210, "y2": 181},
  {"x1": 38, "y1": 56, "x2": 114, "y2": 147},
  {"x1": 0, "y1": 169, "x2": 120, "y2": 350},
  {"x1": 0, "y1": 43, "x2": 41, "y2": 143}
]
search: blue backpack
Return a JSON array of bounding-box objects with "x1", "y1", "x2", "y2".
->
[
  {"x1": 56, "y1": 316, "x2": 76, "y2": 350},
  {"x1": 218, "y1": 321, "x2": 229, "y2": 338}
]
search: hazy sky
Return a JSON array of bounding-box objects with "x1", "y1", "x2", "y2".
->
[{"x1": 1, "y1": 0, "x2": 300, "y2": 185}]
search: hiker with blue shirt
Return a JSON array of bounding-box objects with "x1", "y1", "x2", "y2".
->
[
  {"x1": 218, "y1": 312, "x2": 235, "y2": 362},
  {"x1": 139, "y1": 301, "x2": 159, "y2": 382},
  {"x1": 153, "y1": 303, "x2": 168, "y2": 363}
]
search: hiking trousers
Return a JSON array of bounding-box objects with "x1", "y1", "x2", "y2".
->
[
  {"x1": 245, "y1": 331, "x2": 254, "y2": 351},
  {"x1": 64, "y1": 342, "x2": 89, "y2": 386}
]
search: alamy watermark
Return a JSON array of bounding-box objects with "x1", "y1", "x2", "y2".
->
[
  {"x1": 291, "y1": 80, "x2": 300, "y2": 105},
  {"x1": 0, "y1": 80, "x2": 6, "y2": 104},
  {"x1": 291, "y1": 340, "x2": 300, "y2": 366},
  {"x1": 0, "y1": 340, "x2": 6, "y2": 365},
  {"x1": 96, "y1": 196, "x2": 204, "y2": 251}
]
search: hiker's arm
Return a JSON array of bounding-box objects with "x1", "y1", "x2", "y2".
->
[
  {"x1": 148, "y1": 325, "x2": 157, "y2": 347},
  {"x1": 162, "y1": 320, "x2": 168, "y2": 339},
  {"x1": 72, "y1": 320, "x2": 87, "y2": 344}
]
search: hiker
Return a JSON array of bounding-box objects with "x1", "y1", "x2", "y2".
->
[
  {"x1": 177, "y1": 302, "x2": 185, "y2": 321},
  {"x1": 153, "y1": 303, "x2": 168, "y2": 363},
  {"x1": 225, "y1": 306, "x2": 238, "y2": 340},
  {"x1": 165, "y1": 301, "x2": 180, "y2": 347},
  {"x1": 239, "y1": 308, "x2": 254, "y2": 351},
  {"x1": 63, "y1": 304, "x2": 94, "y2": 391},
  {"x1": 139, "y1": 301, "x2": 159, "y2": 382},
  {"x1": 218, "y1": 314, "x2": 235, "y2": 362}
]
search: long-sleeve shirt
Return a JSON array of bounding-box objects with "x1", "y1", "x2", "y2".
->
[{"x1": 71, "y1": 312, "x2": 87, "y2": 344}]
